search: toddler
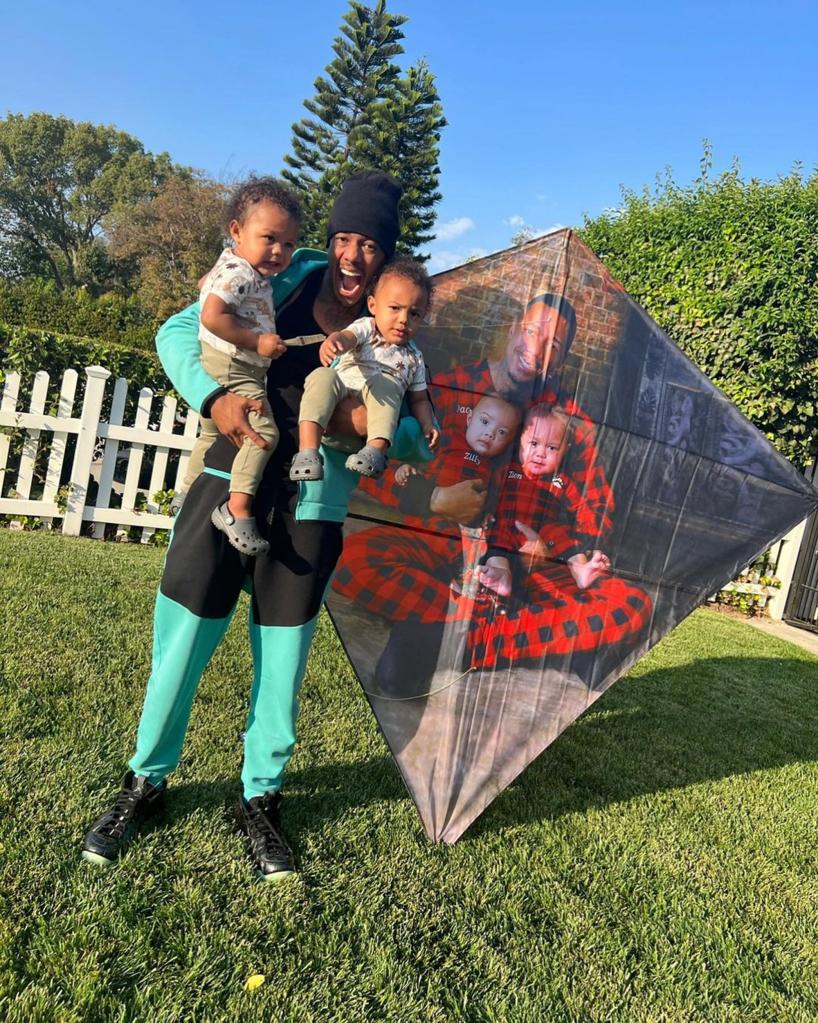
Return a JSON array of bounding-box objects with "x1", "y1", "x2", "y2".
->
[
  {"x1": 290, "y1": 258, "x2": 438, "y2": 482},
  {"x1": 190, "y1": 177, "x2": 301, "y2": 556},
  {"x1": 479, "y1": 404, "x2": 611, "y2": 595}
]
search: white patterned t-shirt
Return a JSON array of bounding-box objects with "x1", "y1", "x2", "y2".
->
[
  {"x1": 335, "y1": 316, "x2": 427, "y2": 394},
  {"x1": 198, "y1": 248, "x2": 276, "y2": 369}
]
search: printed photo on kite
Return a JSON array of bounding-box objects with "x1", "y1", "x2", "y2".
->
[{"x1": 325, "y1": 229, "x2": 818, "y2": 844}]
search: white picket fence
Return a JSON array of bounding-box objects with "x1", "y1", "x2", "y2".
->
[{"x1": 0, "y1": 364, "x2": 200, "y2": 542}]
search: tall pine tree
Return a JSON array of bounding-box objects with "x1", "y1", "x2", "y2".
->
[
  {"x1": 357, "y1": 60, "x2": 445, "y2": 254},
  {"x1": 282, "y1": 1, "x2": 445, "y2": 255}
]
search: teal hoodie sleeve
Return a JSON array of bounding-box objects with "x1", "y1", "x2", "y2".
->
[{"x1": 155, "y1": 300, "x2": 221, "y2": 415}]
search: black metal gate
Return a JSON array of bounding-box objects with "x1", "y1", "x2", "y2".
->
[{"x1": 784, "y1": 460, "x2": 818, "y2": 633}]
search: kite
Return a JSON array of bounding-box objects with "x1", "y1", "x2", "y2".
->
[{"x1": 325, "y1": 229, "x2": 818, "y2": 844}]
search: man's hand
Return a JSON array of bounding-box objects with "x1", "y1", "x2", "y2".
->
[
  {"x1": 430, "y1": 480, "x2": 487, "y2": 524},
  {"x1": 394, "y1": 464, "x2": 419, "y2": 487},
  {"x1": 476, "y1": 559, "x2": 513, "y2": 597},
  {"x1": 257, "y1": 333, "x2": 287, "y2": 360},
  {"x1": 209, "y1": 392, "x2": 269, "y2": 450},
  {"x1": 425, "y1": 426, "x2": 440, "y2": 451}
]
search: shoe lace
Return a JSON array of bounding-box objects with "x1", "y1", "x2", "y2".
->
[
  {"x1": 248, "y1": 797, "x2": 290, "y2": 857},
  {"x1": 99, "y1": 788, "x2": 142, "y2": 839}
]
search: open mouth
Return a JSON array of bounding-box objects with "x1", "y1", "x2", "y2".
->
[{"x1": 338, "y1": 266, "x2": 363, "y2": 299}]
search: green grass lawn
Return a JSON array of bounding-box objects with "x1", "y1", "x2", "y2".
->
[{"x1": 1, "y1": 530, "x2": 818, "y2": 1023}]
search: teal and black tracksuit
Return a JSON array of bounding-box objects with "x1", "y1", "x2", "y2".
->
[{"x1": 127, "y1": 249, "x2": 426, "y2": 799}]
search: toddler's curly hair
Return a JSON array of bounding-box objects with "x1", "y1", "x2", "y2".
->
[
  {"x1": 224, "y1": 176, "x2": 302, "y2": 229},
  {"x1": 372, "y1": 256, "x2": 434, "y2": 306}
]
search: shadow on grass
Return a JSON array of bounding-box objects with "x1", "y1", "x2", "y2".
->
[
  {"x1": 163, "y1": 755, "x2": 405, "y2": 835},
  {"x1": 464, "y1": 653, "x2": 818, "y2": 840},
  {"x1": 154, "y1": 653, "x2": 818, "y2": 847}
]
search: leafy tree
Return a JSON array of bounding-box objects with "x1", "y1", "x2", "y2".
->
[
  {"x1": 0, "y1": 112, "x2": 176, "y2": 292},
  {"x1": 282, "y1": 0, "x2": 445, "y2": 255},
  {"x1": 580, "y1": 153, "x2": 818, "y2": 469},
  {"x1": 107, "y1": 173, "x2": 227, "y2": 319},
  {"x1": 510, "y1": 224, "x2": 538, "y2": 247}
]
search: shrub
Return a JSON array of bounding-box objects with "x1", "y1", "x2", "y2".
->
[
  {"x1": 0, "y1": 278, "x2": 161, "y2": 351},
  {"x1": 580, "y1": 154, "x2": 818, "y2": 470}
]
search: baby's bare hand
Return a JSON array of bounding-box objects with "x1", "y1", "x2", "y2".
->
[
  {"x1": 257, "y1": 333, "x2": 286, "y2": 359},
  {"x1": 320, "y1": 332, "x2": 351, "y2": 367}
]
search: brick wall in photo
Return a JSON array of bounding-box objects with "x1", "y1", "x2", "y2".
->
[{"x1": 422, "y1": 230, "x2": 627, "y2": 409}]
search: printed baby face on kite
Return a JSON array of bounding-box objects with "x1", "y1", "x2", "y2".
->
[
  {"x1": 506, "y1": 303, "x2": 571, "y2": 383},
  {"x1": 367, "y1": 274, "x2": 428, "y2": 346},
  {"x1": 519, "y1": 409, "x2": 568, "y2": 478},
  {"x1": 465, "y1": 396, "x2": 521, "y2": 458}
]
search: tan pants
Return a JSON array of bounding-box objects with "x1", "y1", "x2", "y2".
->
[
  {"x1": 300, "y1": 366, "x2": 405, "y2": 445},
  {"x1": 184, "y1": 346, "x2": 278, "y2": 496}
]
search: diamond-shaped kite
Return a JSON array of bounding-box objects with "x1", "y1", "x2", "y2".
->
[{"x1": 326, "y1": 229, "x2": 818, "y2": 844}]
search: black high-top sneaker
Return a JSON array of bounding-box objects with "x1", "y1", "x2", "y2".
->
[
  {"x1": 239, "y1": 792, "x2": 296, "y2": 881},
  {"x1": 81, "y1": 771, "x2": 166, "y2": 866}
]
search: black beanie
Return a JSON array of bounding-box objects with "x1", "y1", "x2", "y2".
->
[{"x1": 327, "y1": 170, "x2": 402, "y2": 258}]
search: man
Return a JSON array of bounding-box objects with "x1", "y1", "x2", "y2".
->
[{"x1": 82, "y1": 171, "x2": 415, "y2": 881}]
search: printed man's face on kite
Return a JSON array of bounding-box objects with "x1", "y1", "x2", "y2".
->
[
  {"x1": 465, "y1": 396, "x2": 521, "y2": 458},
  {"x1": 328, "y1": 232, "x2": 385, "y2": 307},
  {"x1": 367, "y1": 274, "x2": 428, "y2": 345},
  {"x1": 506, "y1": 304, "x2": 571, "y2": 384},
  {"x1": 519, "y1": 412, "x2": 567, "y2": 478}
]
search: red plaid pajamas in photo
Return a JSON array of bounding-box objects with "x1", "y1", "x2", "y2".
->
[{"x1": 332, "y1": 525, "x2": 652, "y2": 667}]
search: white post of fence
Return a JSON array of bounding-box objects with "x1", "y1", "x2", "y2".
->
[
  {"x1": 62, "y1": 365, "x2": 110, "y2": 537},
  {"x1": 0, "y1": 371, "x2": 21, "y2": 496},
  {"x1": 42, "y1": 368, "x2": 79, "y2": 528},
  {"x1": 14, "y1": 370, "x2": 50, "y2": 501},
  {"x1": 92, "y1": 376, "x2": 128, "y2": 540}
]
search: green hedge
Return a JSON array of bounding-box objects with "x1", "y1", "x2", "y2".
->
[
  {"x1": 580, "y1": 163, "x2": 818, "y2": 470},
  {"x1": 0, "y1": 321, "x2": 170, "y2": 406},
  {"x1": 0, "y1": 279, "x2": 161, "y2": 352}
]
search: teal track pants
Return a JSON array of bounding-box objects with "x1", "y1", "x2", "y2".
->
[{"x1": 128, "y1": 469, "x2": 343, "y2": 799}]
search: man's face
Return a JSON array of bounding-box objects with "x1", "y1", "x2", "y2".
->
[
  {"x1": 465, "y1": 397, "x2": 521, "y2": 458},
  {"x1": 519, "y1": 413, "x2": 567, "y2": 479},
  {"x1": 505, "y1": 304, "x2": 571, "y2": 384},
  {"x1": 328, "y1": 232, "x2": 385, "y2": 308}
]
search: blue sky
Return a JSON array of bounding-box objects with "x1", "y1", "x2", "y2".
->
[{"x1": 3, "y1": 0, "x2": 817, "y2": 272}]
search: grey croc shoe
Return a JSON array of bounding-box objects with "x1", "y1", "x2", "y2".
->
[
  {"x1": 289, "y1": 449, "x2": 324, "y2": 481},
  {"x1": 345, "y1": 444, "x2": 389, "y2": 478},
  {"x1": 211, "y1": 502, "x2": 270, "y2": 556}
]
